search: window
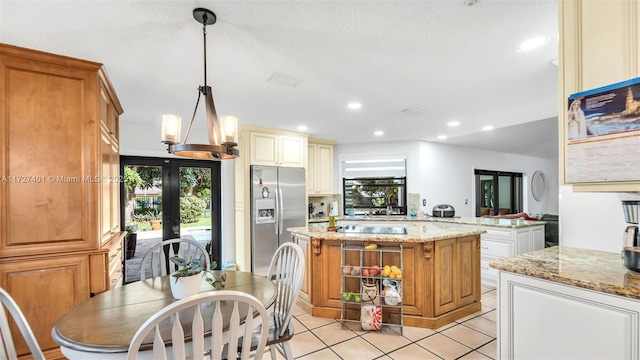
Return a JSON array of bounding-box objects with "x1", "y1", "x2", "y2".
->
[
  {"x1": 343, "y1": 177, "x2": 407, "y2": 216},
  {"x1": 475, "y1": 169, "x2": 522, "y2": 216}
]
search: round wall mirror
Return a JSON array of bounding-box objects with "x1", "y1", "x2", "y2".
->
[{"x1": 531, "y1": 170, "x2": 546, "y2": 202}]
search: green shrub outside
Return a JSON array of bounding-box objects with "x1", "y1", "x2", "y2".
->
[{"x1": 181, "y1": 196, "x2": 206, "y2": 224}]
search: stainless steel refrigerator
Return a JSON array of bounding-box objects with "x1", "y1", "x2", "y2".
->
[{"x1": 250, "y1": 165, "x2": 306, "y2": 276}]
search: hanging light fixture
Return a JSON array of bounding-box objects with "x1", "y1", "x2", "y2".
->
[{"x1": 160, "y1": 8, "x2": 239, "y2": 159}]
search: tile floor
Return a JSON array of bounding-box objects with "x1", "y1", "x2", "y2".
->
[{"x1": 271, "y1": 286, "x2": 497, "y2": 360}]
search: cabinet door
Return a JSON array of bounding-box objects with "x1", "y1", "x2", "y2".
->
[
  {"x1": 531, "y1": 225, "x2": 545, "y2": 251},
  {"x1": 499, "y1": 272, "x2": 640, "y2": 359},
  {"x1": 250, "y1": 132, "x2": 278, "y2": 166},
  {"x1": 0, "y1": 49, "x2": 98, "y2": 257},
  {"x1": 294, "y1": 235, "x2": 312, "y2": 303},
  {"x1": 457, "y1": 235, "x2": 479, "y2": 307},
  {"x1": 316, "y1": 144, "x2": 333, "y2": 194},
  {"x1": 100, "y1": 131, "x2": 114, "y2": 244},
  {"x1": 0, "y1": 255, "x2": 90, "y2": 356},
  {"x1": 109, "y1": 141, "x2": 120, "y2": 235},
  {"x1": 307, "y1": 144, "x2": 318, "y2": 194},
  {"x1": 433, "y1": 238, "x2": 458, "y2": 316},
  {"x1": 433, "y1": 236, "x2": 480, "y2": 315},
  {"x1": 278, "y1": 135, "x2": 305, "y2": 167}
]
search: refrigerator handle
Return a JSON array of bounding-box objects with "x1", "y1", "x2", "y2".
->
[
  {"x1": 274, "y1": 188, "x2": 279, "y2": 235},
  {"x1": 278, "y1": 186, "x2": 284, "y2": 235}
]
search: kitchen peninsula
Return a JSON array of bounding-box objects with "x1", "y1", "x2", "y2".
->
[
  {"x1": 490, "y1": 246, "x2": 640, "y2": 359},
  {"x1": 289, "y1": 224, "x2": 486, "y2": 329}
]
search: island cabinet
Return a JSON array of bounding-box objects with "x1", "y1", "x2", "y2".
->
[
  {"x1": 292, "y1": 232, "x2": 482, "y2": 329},
  {"x1": 0, "y1": 44, "x2": 124, "y2": 359}
]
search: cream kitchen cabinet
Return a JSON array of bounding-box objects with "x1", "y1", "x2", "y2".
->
[
  {"x1": 308, "y1": 139, "x2": 334, "y2": 195},
  {"x1": 498, "y1": 272, "x2": 640, "y2": 359},
  {"x1": 458, "y1": 223, "x2": 544, "y2": 287},
  {"x1": 559, "y1": 0, "x2": 640, "y2": 192},
  {"x1": 249, "y1": 130, "x2": 306, "y2": 167}
]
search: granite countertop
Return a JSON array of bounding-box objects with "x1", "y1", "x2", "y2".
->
[
  {"x1": 490, "y1": 246, "x2": 640, "y2": 300},
  {"x1": 288, "y1": 225, "x2": 485, "y2": 243},
  {"x1": 309, "y1": 215, "x2": 544, "y2": 229}
]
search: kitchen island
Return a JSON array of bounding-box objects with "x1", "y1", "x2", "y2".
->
[
  {"x1": 289, "y1": 224, "x2": 486, "y2": 329},
  {"x1": 311, "y1": 215, "x2": 545, "y2": 286},
  {"x1": 490, "y1": 246, "x2": 640, "y2": 359}
]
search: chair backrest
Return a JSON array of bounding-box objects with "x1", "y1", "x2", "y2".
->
[
  {"x1": 266, "y1": 242, "x2": 305, "y2": 337},
  {"x1": 0, "y1": 287, "x2": 45, "y2": 360},
  {"x1": 127, "y1": 290, "x2": 269, "y2": 360},
  {"x1": 139, "y1": 239, "x2": 211, "y2": 281}
]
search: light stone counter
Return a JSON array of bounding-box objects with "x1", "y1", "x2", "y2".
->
[
  {"x1": 490, "y1": 246, "x2": 640, "y2": 300},
  {"x1": 288, "y1": 225, "x2": 485, "y2": 243},
  {"x1": 309, "y1": 215, "x2": 544, "y2": 229}
]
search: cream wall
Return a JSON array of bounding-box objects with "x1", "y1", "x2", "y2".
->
[{"x1": 558, "y1": 0, "x2": 640, "y2": 253}]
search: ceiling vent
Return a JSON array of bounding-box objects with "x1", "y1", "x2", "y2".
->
[
  {"x1": 398, "y1": 108, "x2": 425, "y2": 116},
  {"x1": 267, "y1": 72, "x2": 301, "y2": 87}
]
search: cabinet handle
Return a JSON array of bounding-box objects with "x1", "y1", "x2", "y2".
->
[
  {"x1": 481, "y1": 246, "x2": 489, "y2": 250},
  {"x1": 481, "y1": 266, "x2": 489, "y2": 270}
]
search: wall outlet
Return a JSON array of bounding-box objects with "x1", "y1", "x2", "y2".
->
[{"x1": 422, "y1": 199, "x2": 426, "y2": 206}]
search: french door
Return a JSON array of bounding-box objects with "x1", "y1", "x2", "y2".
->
[
  {"x1": 474, "y1": 169, "x2": 523, "y2": 217},
  {"x1": 120, "y1": 156, "x2": 221, "y2": 283}
]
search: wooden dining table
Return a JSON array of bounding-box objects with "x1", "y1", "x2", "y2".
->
[{"x1": 52, "y1": 271, "x2": 276, "y2": 359}]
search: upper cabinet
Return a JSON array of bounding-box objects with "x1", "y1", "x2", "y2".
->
[
  {"x1": 249, "y1": 130, "x2": 307, "y2": 167},
  {"x1": 559, "y1": 0, "x2": 640, "y2": 192},
  {"x1": 308, "y1": 139, "x2": 335, "y2": 195}
]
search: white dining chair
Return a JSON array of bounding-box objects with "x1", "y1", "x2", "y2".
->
[
  {"x1": 127, "y1": 290, "x2": 269, "y2": 360},
  {"x1": 0, "y1": 287, "x2": 45, "y2": 360},
  {"x1": 139, "y1": 238, "x2": 211, "y2": 280},
  {"x1": 263, "y1": 242, "x2": 305, "y2": 359}
]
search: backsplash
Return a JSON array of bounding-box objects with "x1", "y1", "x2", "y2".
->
[{"x1": 308, "y1": 194, "x2": 342, "y2": 219}]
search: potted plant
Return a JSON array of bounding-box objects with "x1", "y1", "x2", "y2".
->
[
  {"x1": 124, "y1": 224, "x2": 138, "y2": 260},
  {"x1": 147, "y1": 209, "x2": 162, "y2": 230},
  {"x1": 168, "y1": 256, "x2": 227, "y2": 299},
  {"x1": 168, "y1": 255, "x2": 205, "y2": 299}
]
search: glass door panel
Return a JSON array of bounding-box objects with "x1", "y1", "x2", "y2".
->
[
  {"x1": 120, "y1": 157, "x2": 221, "y2": 284},
  {"x1": 177, "y1": 166, "x2": 217, "y2": 266}
]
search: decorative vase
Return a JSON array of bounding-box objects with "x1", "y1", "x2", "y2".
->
[{"x1": 169, "y1": 272, "x2": 202, "y2": 299}]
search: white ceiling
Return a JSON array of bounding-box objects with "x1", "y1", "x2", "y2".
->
[{"x1": 0, "y1": 0, "x2": 559, "y2": 159}]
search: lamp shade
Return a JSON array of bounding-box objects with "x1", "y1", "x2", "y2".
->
[
  {"x1": 161, "y1": 114, "x2": 182, "y2": 144},
  {"x1": 220, "y1": 115, "x2": 238, "y2": 144}
]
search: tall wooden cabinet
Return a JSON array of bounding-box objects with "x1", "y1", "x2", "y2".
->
[{"x1": 0, "y1": 44, "x2": 124, "y2": 359}]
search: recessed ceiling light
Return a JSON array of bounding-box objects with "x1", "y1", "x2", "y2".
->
[
  {"x1": 297, "y1": 125, "x2": 308, "y2": 131},
  {"x1": 447, "y1": 121, "x2": 460, "y2": 127},
  {"x1": 437, "y1": 135, "x2": 447, "y2": 140},
  {"x1": 482, "y1": 125, "x2": 494, "y2": 131},
  {"x1": 374, "y1": 130, "x2": 384, "y2": 136},
  {"x1": 516, "y1": 36, "x2": 549, "y2": 52},
  {"x1": 348, "y1": 102, "x2": 362, "y2": 110}
]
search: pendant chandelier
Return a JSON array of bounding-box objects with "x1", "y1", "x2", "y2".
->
[{"x1": 160, "y1": 8, "x2": 239, "y2": 160}]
